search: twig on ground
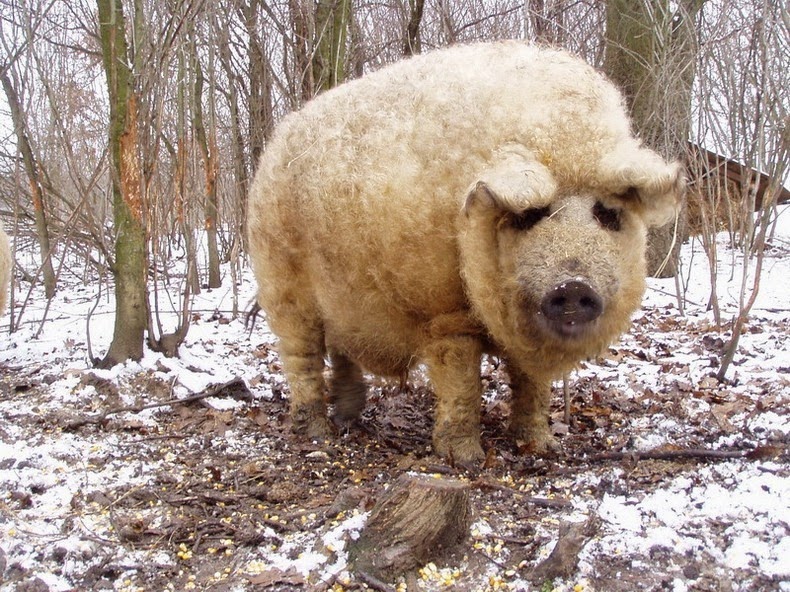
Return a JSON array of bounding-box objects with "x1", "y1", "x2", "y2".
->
[
  {"x1": 473, "y1": 476, "x2": 573, "y2": 508},
  {"x1": 355, "y1": 571, "x2": 396, "y2": 592},
  {"x1": 476, "y1": 547, "x2": 510, "y2": 569},
  {"x1": 63, "y1": 377, "x2": 249, "y2": 430},
  {"x1": 585, "y1": 445, "x2": 783, "y2": 463}
]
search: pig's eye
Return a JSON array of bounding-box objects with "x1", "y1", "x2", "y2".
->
[
  {"x1": 508, "y1": 206, "x2": 550, "y2": 231},
  {"x1": 618, "y1": 186, "x2": 640, "y2": 201},
  {"x1": 593, "y1": 202, "x2": 621, "y2": 231}
]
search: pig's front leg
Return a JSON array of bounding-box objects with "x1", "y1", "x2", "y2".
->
[
  {"x1": 424, "y1": 336, "x2": 485, "y2": 463},
  {"x1": 507, "y1": 367, "x2": 559, "y2": 454}
]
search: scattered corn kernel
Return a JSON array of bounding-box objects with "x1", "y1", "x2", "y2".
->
[{"x1": 177, "y1": 543, "x2": 193, "y2": 560}]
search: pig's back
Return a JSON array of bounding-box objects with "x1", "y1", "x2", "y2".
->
[
  {"x1": 246, "y1": 41, "x2": 631, "y2": 368},
  {"x1": 250, "y1": 41, "x2": 628, "y2": 248}
]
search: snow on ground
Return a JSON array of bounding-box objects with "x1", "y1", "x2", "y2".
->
[{"x1": 0, "y1": 207, "x2": 788, "y2": 591}]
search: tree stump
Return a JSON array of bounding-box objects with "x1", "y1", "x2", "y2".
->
[{"x1": 348, "y1": 473, "x2": 472, "y2": 581}]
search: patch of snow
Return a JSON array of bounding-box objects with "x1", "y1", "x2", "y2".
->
[
  {"x1": 583, "y1": 460, "x2": 789, "y2": 586},
  {"x1": 598, "y1": 495, "x2": 643, "y2": 533}
]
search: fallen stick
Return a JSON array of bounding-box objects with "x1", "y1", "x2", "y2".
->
[
  {"x1": 473, "y1": 477, "x2": 573, "y2": 509},
  {"x1": 585, "y1": 444, "x2": 783, "y2": 463},
  {"x1": 63, "y1": 377, "x2": 249, "y2": 430},
  {"x1": 355, "y1": 571, "x2": 397, "y2": 592}
]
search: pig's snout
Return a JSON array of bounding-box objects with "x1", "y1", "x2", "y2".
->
[{"x1": 539, "y1": 279, "x2": 603, "y2": 338}]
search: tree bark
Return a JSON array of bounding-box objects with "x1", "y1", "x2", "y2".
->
[
  {"x1": 288, "y1": 0, "x2": 315, "y2": 103},
  {"x1": 313, "y1": 0, "x2": 352, "y2": 94},
  {"x1": 175, "y1": 45, "x2": 200, "y2": 297},
  {"x1": 191, "y1": 39, "x2": 221, "y2": 289},
  {"x1": 97, "y1": 0, "x2": 148, "y2": 366},
  {"x1": 0, "y1": 226, "x2": 11, "y2": 316},
  {"x1": 348, "y1": 474, "x2": 471, "y2": 581},
  {"x1": 530, "y1": 515, "x2": 600, "y2": 583},
  {"x1": 529, "y1": 0, "x2": 564, "y2": 44},
  {"x1": 604, "y1": 0, "x2": 705, "y2": 277},
  {"x1": 243, "y1": 0, "x2": 274, "y2": 166},
  {"x1": 146, "y1": 39, "x2": 193, "y2": 359},
  {"x1": 238, "y1": 0, "x2": 275, "y2": 257},
  {"x1": 1, "y1": 73, "x2": 57, "y2": 300},
  {"x1": 403, "y1": 0, "x2": 425, "y2": 56}
]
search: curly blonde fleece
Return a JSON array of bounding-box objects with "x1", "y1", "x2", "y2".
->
[{"x1": 247, "y1": 41, "x2": 683, "y2": 462}]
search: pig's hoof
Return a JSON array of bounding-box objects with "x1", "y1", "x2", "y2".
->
[
  {"x1": 510, "y1": 424, "x2": 560, "y2": 455},
  {"x1": 306, "y1": 417, "x2": 334, "y2": 441},
  {"x1": 329, "y1": 381, "x2": 367, "y2": 423},
  {"x1": 529, "y1": 435, "x2": 561, "y2": 455},
  {"x1": 433, "y1": 431, "x2": 485, "y2": 464},
  {"x1": 292, "y1": 406, "x2": 334, "y2": 441}
]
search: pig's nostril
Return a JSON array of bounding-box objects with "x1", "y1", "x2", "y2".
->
[
  {"x1": 580, "y1": 296, "x2": 597, "y2": 309},
  {"x1": 539, "y1": 280, "x2": 603, "y2": 336}
]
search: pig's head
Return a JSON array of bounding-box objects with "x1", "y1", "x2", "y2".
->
[{"x1": 458, "y1": 143, "x2": 684, "y2": 372}]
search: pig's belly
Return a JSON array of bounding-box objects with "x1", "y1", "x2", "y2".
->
[{"x1": 317, "y1": 290, "x2": 426, "y2": 377}]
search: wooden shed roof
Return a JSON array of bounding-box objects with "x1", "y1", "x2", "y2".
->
[{"x1": 687, "y1": 144, "x2": 790, "y2": 209}]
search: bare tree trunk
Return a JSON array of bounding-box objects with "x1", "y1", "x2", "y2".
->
[
  {"x1": 528, "y1": 0, "x2": 565, "y2": 44},
  {"x1": 715, "y1": 12, "x2": 789, "y2": 381},
  {"x1": 240, "y1": 0, "x2": 276, "y2": 268},
  {"x1": 437, "y1": 0, "x2": 456, "y2": 43},
  {"x1": 0, "y1": 226, "x2": 11, "y2": 317},
  {"x1": 97, "y1": 0, "x2": 148, "y2": 366},
  {"x1": 146, "y1": 37, "x2": 194, "y2": 359},
  {"x1": 175, "y1": 45, "x2": 200, "y2": 297},
  {"x1": 289, "y1": 0, "x2": 315, "y2": 103},
  {"x1": 243, "y1": 0, "x2": 274, "y2": 165},
  {"x1": 191, "y1": 35, "x2": 221, "y2": 289},
  {"x1": 403, "y1": 0, "x2": 425, "y2": 55},
  {"x1": 313, "y1": 0, "x2": 352, "y2": 93},
  {"x1": 177, "y1": 135, "x2": 200, "y2": 297},
  {"x1": 604, "y1": 0, "x2": 705, "y2": 277},
  {"x1": 1, "y1": 73, "x2": 57, "y2": 300}
]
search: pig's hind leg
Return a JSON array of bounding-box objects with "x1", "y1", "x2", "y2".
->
[
  {"x1": 268, "y1": 306, "x2": 334, "y2": 441},
  {"x1": 328, "y1": 352, "x2": 367, "y2": 424}
]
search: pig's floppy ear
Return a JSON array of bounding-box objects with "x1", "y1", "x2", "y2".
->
[
  {"x1": 463, "y1": 149, "x2": 557, "y2": 216},
  {"x1": 601, "y1": 143, "x2": 686, "y2": 228}
]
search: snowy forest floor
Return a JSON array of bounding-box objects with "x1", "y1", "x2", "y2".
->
[{"x1": 1, "y1": 210, "x2": 788, "y2": 592}]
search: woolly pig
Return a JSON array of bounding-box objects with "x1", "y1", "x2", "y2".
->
[
  {"x1": 0, "y1": 226, "x2": 10, "y2": 314},
  {"x1": 247, "y1": 41, "x2": 683, "y2": 463}
]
